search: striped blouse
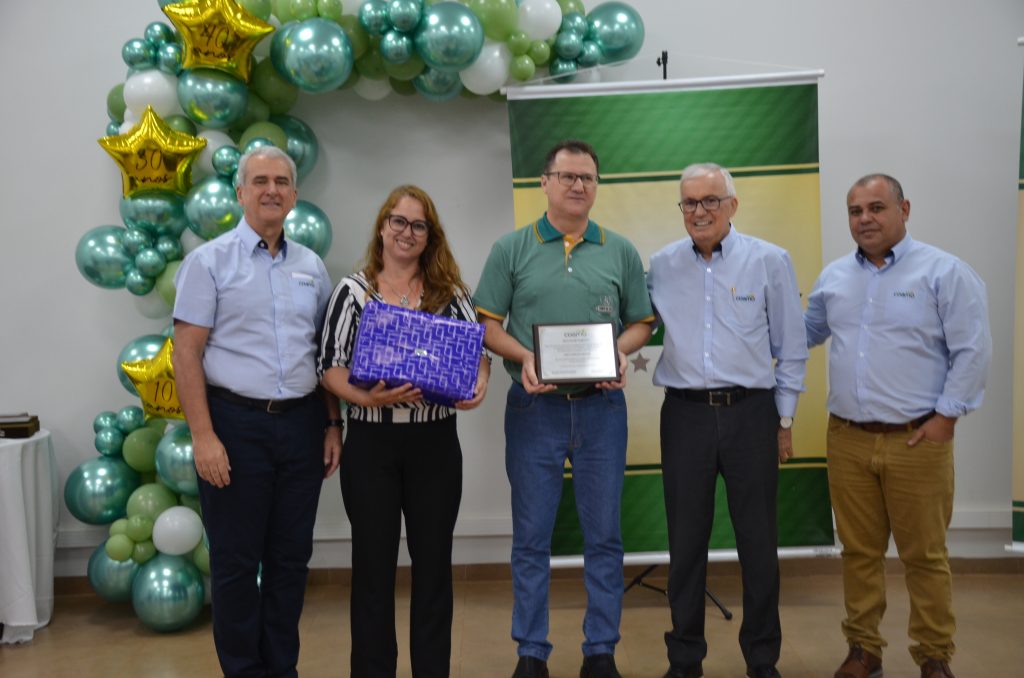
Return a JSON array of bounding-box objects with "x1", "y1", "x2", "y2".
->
[{"x1": 317, "y1": 271, "x2": 479, "y2": 424}]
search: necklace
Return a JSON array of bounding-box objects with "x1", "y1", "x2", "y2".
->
[{"x1": 380, "y1": 276, "x2": 420, "y2": 308}]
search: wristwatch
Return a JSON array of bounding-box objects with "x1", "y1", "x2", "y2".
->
[
  {"x1": 779, "y1": 416, "x2": 794, "y2": 430},
  {"x1": 325, "y1": 418, "x2": 344, "y2": 431}
]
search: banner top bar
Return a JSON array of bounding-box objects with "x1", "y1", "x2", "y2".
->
[{"x1": 505, "y1": 69, "x2": 825, "y2": 101}]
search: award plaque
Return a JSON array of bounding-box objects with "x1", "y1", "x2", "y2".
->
[{"x1": 532, "y1": 322, "x2": 619, "y2": 384}]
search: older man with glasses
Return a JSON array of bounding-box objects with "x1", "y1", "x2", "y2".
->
[
  {"x1": 475, "y1": 139, "x2": 654, "y2": 678},
  {"x1": 647, "y1": 163, "x2": 808, "y2": 678}
]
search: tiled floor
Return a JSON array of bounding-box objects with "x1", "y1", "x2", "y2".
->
[{"x1": 3, "y1": 567, "x2": 1022, "y2": 677}]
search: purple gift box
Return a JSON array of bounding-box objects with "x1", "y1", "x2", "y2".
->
[{"x1": 348, "y1": 300, "x2": 485, "y2": 406}]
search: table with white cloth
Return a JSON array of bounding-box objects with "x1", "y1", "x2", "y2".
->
[{"x1": 0, "y1": 429, "x2": 59, "y2": 644}]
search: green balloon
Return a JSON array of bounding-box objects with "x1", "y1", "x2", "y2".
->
[
  {"x1": 240, "y1": 121, "x2": 288, "y2": 150},
  {"x1": 338, "y1": 15, "x2": 371, "y2": 60},
  {"x1": 107, "y1": 83, "x2": 126, "y2": 123},
  {"x1": 126, "y1": 483, "x2": 178, "y2": 521},
  {"x1": 528, "y1": 40, "x2": 550, "y2": 66},
  {"x1": 382, "y1": 53, "x2": 425, "y2": 80},
  {"x1": 126, "y1": 514, "x2": 155, "y2": 542},
  {"x1": 468, "y1": 0, "x2": 519, "y2": 42},
  {"x1": 507, "y1": 30, "x2": 530, "y2": 56},
  {"x1": 156, "y1": 260, "x2": 181, "y2": 307},
  {"x1": 179, "y1": 493, "x2": 203, "y2": 515},
  {"x1": 106, "y1": 534, "x2": 136, "y2": 562},
  {"x1": 123, "y1": 427, "x2": 164, "y2": 473},
  {"x1": 339, "y1": 69, "x2": 361, "y2": 89},
  {"x1": 356, "y1": 47, "x2": 387, "y2": 79},
  {"x1": 558, "y1": 0, "x2": 585, "y2": 15},
  {"x1": 192, "y1": 542, "x2": 211, "y2": 575},
  {"x1": 390, "y1": 77, "x2": 417, "y2": 96},
  {"x1": 230, "y1": 92, "x2": 272, "y2": 136},
  {"x1": 239, "y1": 0, "x2": 274, "y2": 19},
  {"x1": 510, "y1": 54, "x2": 536, "y2": 81},
  {"x1": 109, "y1": 518, "x2": 130, "y2": 537},
  {"x1": 140, "y1": 471, "x2": 157, "y2": 484},
  {"x1": 317, "y1": 0, "x2": 345, "y2": 21},
  {"x1": 132, "y1": 540, "x2": 158, "y2": 565},
  {"x1": 147, "y1": 418, "x2": 173, "y2": 432},
  {"x1": 164, "y1": 114, "x2": 198, "y2": 135},
  {"x1": 273, "y1": 0, "x2": 299, "y2": 22},
  {"x1": 251, "y1": 58, "x2": 300, "y2": 115}
]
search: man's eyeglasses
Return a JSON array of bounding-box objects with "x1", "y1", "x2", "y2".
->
[
  {"x1": 544, "y1": 171, "x2": 599, "y2": 188},
  {"x1": 678, "y1": 195, "x2": 732, "y2": 213},
  {"x1": 386, "y1": 214, "x2": 430, "y2": 236}
]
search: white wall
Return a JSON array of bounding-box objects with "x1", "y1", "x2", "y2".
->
[{"x1": 1, "y1": 0, "x2": 1021, "y2": 575}]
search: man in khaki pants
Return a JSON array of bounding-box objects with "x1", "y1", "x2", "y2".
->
[{"x1": 805, "y1": 174, "x2": 991, "y2": 678}]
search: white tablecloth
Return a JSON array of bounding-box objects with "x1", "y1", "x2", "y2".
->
[{"x1": 0, "y1": 429, "x2": 58, "y2": 644}]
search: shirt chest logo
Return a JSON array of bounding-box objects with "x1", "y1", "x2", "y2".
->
[
  {"x1": 731, "y1": 287, "x2": 756, "y2": 302},
  {"x1": 595, "y1": 295, "x2": 614, "y2": 315},
  {"x1": 892, "y1": 290, "x2": 916, "y2": 298}
]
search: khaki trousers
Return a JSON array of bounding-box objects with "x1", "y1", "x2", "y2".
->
[{"x1": 826, "y1": 415, "x2": 955, "y2": 664}]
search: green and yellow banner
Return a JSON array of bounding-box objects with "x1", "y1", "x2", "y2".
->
[
  {"x1": 506, "y1": 77, "x2": 834, "y2": 556},
  {"x1": 1013, "y1": 54, "x2": 1024, "y2": 548}
]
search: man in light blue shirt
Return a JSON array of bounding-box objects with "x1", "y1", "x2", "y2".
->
[
  {"x1": 173, "y1": 146, "x2": 341, "y2": 677},
  {"x1": 648, "y1": 163, "x2": 808, "y2": 678},
  {"x1": 805, "y1": 174, "x2": 990, "y2": 678}
]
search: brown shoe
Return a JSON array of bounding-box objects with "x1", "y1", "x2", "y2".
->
[
  {"x1": 834, "y1": 645, "x2": 883, "y2": 678},
  {"x1": 920, "y1": 658, "x2": 954, "y2": 678}
]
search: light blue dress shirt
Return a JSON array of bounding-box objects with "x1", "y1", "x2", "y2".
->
[
  {"x1": 173, "y1": 220, "x2": 333, "y2": 400},
  {"x1": 804, "y1": 234, "x2": 991, "y2": 422},
  {"x1": 648, "y1": 226, "x2": 808, "y2": 417}
]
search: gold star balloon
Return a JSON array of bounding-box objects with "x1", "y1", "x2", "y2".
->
[
  {"x1": 98, "y1": 106, "x2": 207, "y2": 198},
  {"x1": 122, "y1": 338, "x2": 185, "y2": 420},
  {"x1": 162, "y1": 0, "x2": 274, "y2": 82}
]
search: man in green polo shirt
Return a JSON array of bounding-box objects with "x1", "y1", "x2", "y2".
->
[{"x1": 475, "y1": 139, "x2": 654, "y2": 678}]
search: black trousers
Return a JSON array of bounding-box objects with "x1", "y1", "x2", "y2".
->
[
  {"x1": 341, "y1": 416, "x2": 463, "y2": 678},
  {"x1": 660, "y1": 389, "x2": 781, "y2": 669},
  {"x1": 200, "y1": 393, "x2": 326, "y2": 678}
]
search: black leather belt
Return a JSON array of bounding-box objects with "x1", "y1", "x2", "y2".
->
[
  {"x1": 831, "y1": 412, "x2": 935, "y2": 434},
  {"x1": 547, "y1": 385, "x2": 602, "y2": 400},
  {"x1": 666, "y1": 386, "x2": 770, "y2": 407},
  {"x1": 208, "y1": 385, "x2": 315, "y2": 414}
]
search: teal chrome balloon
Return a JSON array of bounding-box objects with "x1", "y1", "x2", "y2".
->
[
  {"x1": 135, "y1": 248, "x2": 168, "y2": 278},
  {"x1": 156, "y1": 235, "x2": 184, "y2": 262},
  {"x1": 380, "y1": 29, "x2": 414, "y2": 64},
  {"x1": 118, "y1": 406, "x2": 147, "y2": 434},
  {"x1": 576, "y1": 39, "x2": 601, "y2": 68},
  {"x1": 123, "y1": 38, "x2": 156, "y2": 69},
  {"x1": 413, "y1": 66, "x2": 462, "y2": 101},
  {"x1": 95, "y1": 428, "x2": 126, "y2": 457},
  {"x1": 388, "y1": 0, "x2": 423, "y2": 32},
  {"x1": 126, "y1": 269, "x2": 156, "y2": 296},
  {"x1": 284, "y1": 200, "x2": 333, "y2": 257},
  {"x1": 359, "y1": 0, "x2": 392, "y2": 35},
  {"x1": 75, "y1": 225, "x2": 133, "y2": 289},
  {"x1": 185, "y1": 176, "x2": 243, "y2": 240},
  {"x1": 64, "y1": 458, "x2": 141, "y2": 525},
  {"x1": 560, "y1": 11, "x2": 587, "y2": 36},
  {"x1": 554, "y1": 29, "x2": 583, "y2": 60},
  {"x1": 156, "y1": 43, "x2": 184, "y2": 75},
  {"x1": 548, "y1": 56, "x2": 577, "y2": 82},
  {"x1": 87, "y1": 542, "x2": 142, "y2": 603},
  {"x1": 106, "y1": 121, "x2": 121, "y2": 136},
  {"x1": 144, "y1": 21, "x2": 177, "y2": 47},
  {"x1": 586, "y1": 1, "x2": 644, "y2": 63},
  {"x1": 243, "y1": 137, "x2": 276, "y2": 154},
  {"x1": 271, "y1": 18, "x2": 354, "y2": 93},
  {"x1": 120, "y1": 191, "x2": 189, "y2": 239},
  {"x1": 156, "y1": 425, "x2": 198, "y2": 496},
  {"x1": 269, "y1": 114, "x2": 319, "y2": 182},
  {"x1": 414, "y1": 2, "x2": 485, "y2": 72},
  {"x1": 177, "y1": 68, "x2": 249, "y2": 129},
  {"x1": 117, "y1": 334, "x2": 166, "y2": 395},
  {"x1": 131, "y1": 555, "x2": 205, "y2": 632},
  {"x1": 94, "y1": 411, "x2": 119, "y2": 432},
  {"x1": 122, "y1": 228, "x2": 154, "y2": 256}
]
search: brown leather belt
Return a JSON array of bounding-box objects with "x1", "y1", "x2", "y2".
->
[
  {"x1": 208, "y1": 385, "x2": 316, "y2": 414},
  {"x1": 831, "y1": 411, "x2": 935, "y2": 434}
]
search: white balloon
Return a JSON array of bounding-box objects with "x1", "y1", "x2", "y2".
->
[
  {"x1": 353, "y1": 76, "x2": 392, "y2": 101},
  {"x1": 574, "y1": 67, "x2": 603, "y2": 84},
  {"x1": 133, "y1": 289, "x2": 172, "y2": 319},
  {"x1": 460, "y1": 40, "x2": 512, "y2": 95},
  {"x1": 152, "y1": 506, "x2": 204, "y2": 556},
  {"x1": 518, "y1": 0, "x2": 562, "y2": 41},
  {"x1": 123, "y1": 70, "x2": 180, "y2": 119},
  {"x1": 195, "y1": 129, "x2": 235, "y2": 179},
  {"x1": 180, "y1": 229, "x2": 207, "y2": 254}
]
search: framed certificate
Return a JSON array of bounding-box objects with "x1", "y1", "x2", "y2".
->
[{"x1": 532, "y1": 322, "x2": 619, "y2": 384}]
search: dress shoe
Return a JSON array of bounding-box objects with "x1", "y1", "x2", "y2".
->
[
  {"x1": 834, "y1": 645, "x2": 883, "y2": 678},
  {"x1": 663, "y1": 664, "x2": 703, "y2": 678},
  {"x1": 746, "y1": 666, "x2": 782, "y2": 678},
  {"x1": 580, "y1": 653, "x2": 622, "y2": 678},
  {"x1": 512, "y1": 655, "x2": 549, "y2": 678},
  {"x1": 920, "y1": 658, "x2": 955, "y2": 678}
]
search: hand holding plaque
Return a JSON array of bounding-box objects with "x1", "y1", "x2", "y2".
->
[{"x1": 532, "y1": 322, "x2": 619, "y2": 385}]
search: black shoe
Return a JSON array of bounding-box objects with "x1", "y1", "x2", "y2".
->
[
  {"x1": 581, "y1": 653, "x2": 622, "y2": 678},
  {"x1": 664, "y1": 664, "x2": 703, "y2": 678},
  {"x1": 513, "y1": 655, "x2": 550, "y2": 678},
  {"x1": 746, "y1": 666, "x2": 781, "y2": 678}
]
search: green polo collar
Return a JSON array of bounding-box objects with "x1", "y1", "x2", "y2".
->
[{"x1": 533, "y1": 213, "x2": 604, "y2": 245}]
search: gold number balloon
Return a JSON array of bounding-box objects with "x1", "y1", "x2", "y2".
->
[
  {"x1": 162, "y1": 0, "x2": 274, "y2": 82},
  {"x1": 121, "y1": 338, "x2": 185, "y2": 420}
]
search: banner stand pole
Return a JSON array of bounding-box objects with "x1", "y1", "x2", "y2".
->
[{"x1": 624, "y1": 564, "x2": 733, "y2": 620}]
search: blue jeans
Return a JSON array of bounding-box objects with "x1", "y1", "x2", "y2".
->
[{"x1": 505, "y1": 382, "x2": 627, "y2": 660}]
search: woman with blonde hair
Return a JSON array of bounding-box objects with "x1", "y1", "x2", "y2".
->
[{"x1": 318, "y1": 185, "x2": 488, "y2": 677}]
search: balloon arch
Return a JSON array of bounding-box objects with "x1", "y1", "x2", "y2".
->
[{"x1": 67, "y1": 0, "x2": 645, "y2": 632}]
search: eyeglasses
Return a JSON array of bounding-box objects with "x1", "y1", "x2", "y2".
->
[
  {"x1": 386, "y1": 214, "x2": 430, "y2": 236},
  {"x1": 544, "y1": 171, "x2": 599, "y2": 188},
  {"x1": 678, "y1": 196, "x2": 732, "y2": 213}
]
